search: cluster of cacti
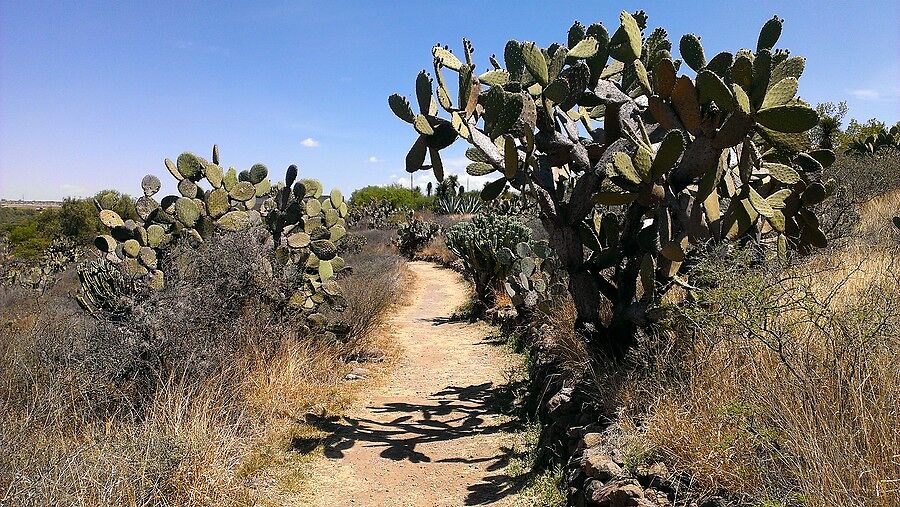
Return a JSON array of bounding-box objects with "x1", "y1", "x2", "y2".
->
[
  {"x1": 445, "y1": 214, "x2": 532, "y2": 310},
  {"x1": 3, "y1": 237, "x2": 82, "y2": 290},
  {"x1": 86, "y1": 146, "x2": 352, "y2": 336},
  {"x1": 391, "y1": 12, "x2": 836, "y2": 354},
  {"x1": 261, "y1": 165, "x2": 351, "y2": 327},
  {"x1": 396, "y1": 212, "x2": 442, "y2": 258},
  {"x1": 484, "y1": 193, "x2": 534, "y2": 217},
  {"x1": 435, "y1": 194, "x2": 483, "y2": 215},
  {"x1": 76, "y1": 258, "x2": 136, "y2": 318},
  {"x1": 498, "y1": 239, "x2": 565, "y2": 314},
  {"x1": 92, "y1": 145, "x2": 272, "y2": 292},
  {"x1": 347, "y1": 199, "x2": 409, "y2": 229},
  {"x1": 846, "y1": 125, "x2": 900, "y2": 156}
]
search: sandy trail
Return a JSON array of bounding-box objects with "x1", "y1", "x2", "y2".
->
[{"x1": 297, "y1": 261, "x2": 522, "y2": 507}]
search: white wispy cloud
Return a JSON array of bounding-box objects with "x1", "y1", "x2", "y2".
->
[
  {"x1": 367, "y1": 156, "x2": 382, "y2": 163},
  {"x1": 850, "y1": 89, "x2": 881, "y2": 101},
  {"x1": 300, "y1": 137, "x2": 320, "y2": 148}
]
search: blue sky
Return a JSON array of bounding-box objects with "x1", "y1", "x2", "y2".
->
[{"x1": 1, "y1": 0, "x2": 898, "y2": 200}]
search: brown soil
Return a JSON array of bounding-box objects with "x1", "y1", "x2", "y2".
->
[{"x1": 296, "y1": 261, "x2": 523, "y2": 506}]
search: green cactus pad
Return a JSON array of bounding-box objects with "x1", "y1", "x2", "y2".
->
[
  {"x1": 568, "y1": 36, "x2": 599, "y2": 59},
  {"x1": 696, "y1": 70, "x2": 733, "y2": 111},
  {"x1": 206, "y1": 163, "x2": 224, "y2": 188},
  {"x1": 329, "y1": 188, "x2": 343, "y2": 208},
  {"x1": 165, "y1": 158, "x2": 183, "y2": 181},
  {"x1": 94, "y1": 235, "x2": 116, "y2": 252},
  {"x1": 254, "y1": 179, "x2": 271, "y2": 198},
  {"x1": 324, "y1": 208, "x2": 339, "y2": 227},
  {"x1": 174, "y1": 197, "x2": 200, "y2": 227},
  {"x1": 467, "y1": 162, "x2": 495, "y2": 176},
  {"x1": 99, "y1": 209, "x2": 125, "y2": 228},
  {"x1": 178, "y1": 178, "x2": 198, "y2": 198},
  {"x1": 388, "y1": 94, "x2": 415, "y2": 124},
  {"x1": 651, "y1": 130, "x2": 684, "y2": 181},
  {"x1": 755, "y1": 104, "x2": 818, "y2": 133},
  {"x1": 331, "y1": 256, "x2": 345, "y2": 272},
  {"x1": 479, "y1": 70, "x2": 509, "y2": 87},
  {"x1": 613, "y1": 152, "x2": 642, "y2": 186},
  {"x1": 177, "y1": 152, "x2": 206, "y2": 181},
  {"x1": 679, "y1": 33, "x2": 706, "y2": 71},
  {"x1": 655, "y1": 58, "x2": 676, "y2": 99},
  {"x1": 147, "y1": 224, "x2": 165, "y2": 248},
  {"x1": 223, "y1": 167, "x2": 238, "y2": 191},
  {"x1": 757, "y1": 16, "x2": 783, "y2": 52},
  {"x1": 764, "y1": 162, "x2": 801, "y2": 184},
  {"x1": 230, "y1": 181, "x2": 255, "y2": 201},
  {"x1": 135, "y1": 196, "x2": 160, "y2": 221},
  {"x1": 731, "y1": 55, "x2": 753, "y2": 90},
  {"x1": 138, "y1": 247, "x2": 157, "y2": 269},
  {"x1": 770, "y1": 56, "x2": 805, "y2": 85},
  {"x1": 122, "y1": 257, "x2": 148, "y2": 277},
  {"x1": 608, "y1": 10, "x2": 642, "y2": 62},
  {"x1": 433, "y1": 46, "x2": 463, "y2": 71},
  {"x1": 305, "y1": 198, "x2": 322, "y2": 216},
  {"x1": 801, "y1": 182, "x2": 827, "y2": 205},
  {"x1": 329, "y1": 225, "x2": 346, "y2": 242},
  {"x1": 206, "y1": 188, "x2": 229, "y2": 218},
  {"x1": 318, "y1": 260, "x2": 334, "y2": 281},
  {"x1": 216, "y1": 210, "x2": 251, "y2": 231},
  {"x1": 301, "y1": 179, "x2": 323, "y2": 198},
  {"x1": 522, "y1": 41, "x2": 549, "y2": 86},
  {"x1": 141, "y1": 175, "x2": 161, "y2": 196},
  {"x1": 248, "y1": 164, "x2": 268, "y2": 184},
  {"x1": 123, "y1": 239, "x2": 141, "y2": 258},
  {"x1": 287, "y1": 231, "x2": 311, "y2": 248},
  {"x1": 760, "y1": 78, "x2": 798, "y2": 109},
  {"x1": 311, "y1": 239, "x2": 337, "y2": 260}
]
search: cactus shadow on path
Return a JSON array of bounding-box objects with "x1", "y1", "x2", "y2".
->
[{"x1": 295, "y1": 262, "x2": 528, "y2": 507}]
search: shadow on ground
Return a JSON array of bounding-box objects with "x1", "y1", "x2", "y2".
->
[{"x1": 299, "y1": 377, "x2": 531, "y2": 505}]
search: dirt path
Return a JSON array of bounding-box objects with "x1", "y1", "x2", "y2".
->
[{"x1": 297, "y1": 261, "x2": 523, "y2": 507}]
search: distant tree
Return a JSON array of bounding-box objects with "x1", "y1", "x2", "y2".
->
[
  {"x1": 426, "y1": 181, "x2": 433, "y2": 197},
  {"x1": 813, "y1": 101, "x2": 848, "y2": 150}
]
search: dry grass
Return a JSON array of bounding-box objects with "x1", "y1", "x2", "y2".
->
[
  {"x1": 546, "y1": 199, "x2": 900, "y2": 504},
  {"x1": 0, "y1": 230, "x2": 404, "y2": 506}
]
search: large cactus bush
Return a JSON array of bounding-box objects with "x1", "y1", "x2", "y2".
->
[
  {"x1": 390, "y1": 12, "x2": 836, "y2": 355},
  {"x1": 396, "y1": 212, "x2": 442, "y2": 258},
  {"x1": 446, "y1": 214, "x2": 532, "y2": 310},
  {"x1": 87, "y1": 146, "x2": 351, "y2": 333}
]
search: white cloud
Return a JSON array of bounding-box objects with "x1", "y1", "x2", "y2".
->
[
  {"x1": 300, "y1": 137, "x2": 320, "y2": 148},
  {"x1": 367, "y1": 156, "x2": 382, "y2": 163},
  {"x1": 850, "y1": 89, "x2": 880, "y2": 101}
]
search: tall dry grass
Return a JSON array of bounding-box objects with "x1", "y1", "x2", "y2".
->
[
  {"x1": 545, "y1": 190, "x2": 900, "y2": 504},
  {"x1": 0, "y1": 227, "x2": 404, "y2": 506}
]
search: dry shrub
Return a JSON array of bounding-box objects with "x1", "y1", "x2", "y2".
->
[
  {"x1": 0, "y1": 228, "x2": 402, "y2": 506},
  {"x1": 620, "y1": 246, "x2": 900, "y2": 504}
]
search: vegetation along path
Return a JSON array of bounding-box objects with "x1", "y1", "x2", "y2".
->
[{"x1": 299, "y1": 261, "x2": 523, "y2": 506}]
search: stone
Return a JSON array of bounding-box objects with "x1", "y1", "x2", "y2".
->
[
  {"x1": 583, "y1": 453, "x2": 624, "y2": 482},
  {"x1": 636, "y1": 461, "x2": 673, "y2": 491},
  {"x1": 582, "y1": 432, "x2": 604, "y2": 448},
  {"x1": 586, "y1": 478, "x2": 655, "y2": 507},
  {"x1": 547, "y1": 386, "x2": 575, "y2": 418}
]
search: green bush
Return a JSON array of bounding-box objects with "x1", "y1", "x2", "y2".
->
[{"x1": 350, "y1": 184, "x2": 434, "y2": 210}]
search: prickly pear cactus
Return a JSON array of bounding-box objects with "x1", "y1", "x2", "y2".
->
[
  {"x1": 499, "y1": 239, "x2": 565, "y2": 314},
  {"x1": 391, "y1": 11, "x2": 836, "y2": 354},
  {"x1": 446, "y1": 214, "x2": 532, "y2": 310},
  {"x1": 396, "y1": 212, "x2": 441, "y2": 258},
  {"x1": 88, "y1": 146, "x2": 351, "y2": 336},
  {"x1": 261, "y1": 165, "x2": 351, "y2": 335},
  {"x1": 3, "y1": 237, "x2": 82, "y2": 290},
  {"x1": 93, "y1": 145, "x2": 271, "y2": 291}
]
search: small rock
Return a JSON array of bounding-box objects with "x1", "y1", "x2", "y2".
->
[
  {"x1": 350, "y1": 367, "x2": 369, "y2": 376},
  {"x1": 586, "y1": 478, "x2": 654, "y2": 507},
  {"x1": 344, "y1": 373, "x2": 363, "y2": 381},
  {"x1": 583, "y1": 453, "x2": 624, "y2": 482},
  {"x1": 582, "y1": 432, "x2": 604, "y2": 448},
  {"x1": 636, "y1": 462, "x2": 672, "y2": 491},
  {"x1": 547, "y1": 386, "x2": 575, "y2": 418}
]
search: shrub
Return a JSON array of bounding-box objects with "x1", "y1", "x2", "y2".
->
[
  {"x1": 446, "y1": 214, "x2": 531, "y2": 311},
  {"x1": 349, "y1": 184, "x2": 433, "y2": 210},
  {"x1": 391, "y1": 12, "x2": 835, "y2": 356},
  {"x1": 396, "y1": 214, "x2": 441, "y2": 258}
]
